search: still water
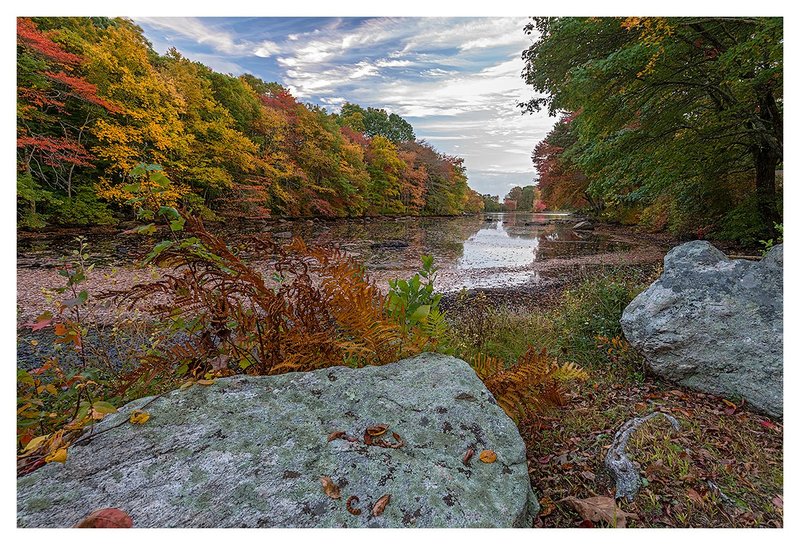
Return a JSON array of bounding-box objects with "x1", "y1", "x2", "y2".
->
[{"x1": 17, "y1": 212, "x2": 631, "y2": 291}]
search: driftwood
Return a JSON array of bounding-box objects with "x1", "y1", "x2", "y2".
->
[{"x1": 605, "y1": 411, "x2": 680, "y2": 501}]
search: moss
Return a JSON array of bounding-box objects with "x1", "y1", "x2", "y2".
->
[{"x1": 23, "y1": 496, "x2": 53, "y2": 512}]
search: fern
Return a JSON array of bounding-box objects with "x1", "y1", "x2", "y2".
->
[
  {"x1": 469, "y1": 347, "x2": 588, "y2": 422},
  {"x1": 101, "y1": 214, "x2": 417, "y2": 391}
]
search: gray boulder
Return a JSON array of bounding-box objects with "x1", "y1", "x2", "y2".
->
[
  {"x1": 18, "y1": 353, "x2": 537, "y2": 528},
  {"x1": 621, "y1": 241, "x2": 783, "y2": 417}
]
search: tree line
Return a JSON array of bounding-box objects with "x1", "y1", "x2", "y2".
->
[
  {"x1": 523, "y1": 17, "x2": 782, "y2": 243},
  {"x1": 17, "y1": 17, "x2": 484, "y2": 228}
]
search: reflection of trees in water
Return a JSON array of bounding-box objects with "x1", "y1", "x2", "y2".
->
[{"x1": 418, "y1": 216, "x2": 485, "y2": 263}]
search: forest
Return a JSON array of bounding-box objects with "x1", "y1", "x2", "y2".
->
[
  {"x1": 16, "y1": 16, "x2": 783, "y2": 529},
  {"x1": 523, "y1": 17, "x2": 783, "y2": 244},
  {"x1": 17, "y1": 17, "x2": 484, "y2": 229}
]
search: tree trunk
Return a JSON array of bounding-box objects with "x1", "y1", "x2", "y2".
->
[
  {"x1": 753, "y1": 86, "x2": 783, "y2": 237},
  {"x1": 754, "y1": 145, "x2": 779, "y2": 236}
]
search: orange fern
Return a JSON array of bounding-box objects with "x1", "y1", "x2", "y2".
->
[{"x1": 470, "y1": 347, "x2": 588, "y2": 421}]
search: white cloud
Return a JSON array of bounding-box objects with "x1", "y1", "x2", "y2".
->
[
  {"x1": 135, "y1": 17, "x2": 253, "y2": 56},
  {"x1": 253, "y1": 41, "x2": 281, "y2": 58},
  {"x1": 135, "y1": 16, "x2": 552, "y2": 196}
]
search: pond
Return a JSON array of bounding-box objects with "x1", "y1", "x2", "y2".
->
[{"x1": 17, "y1": 212, "x2": 632, "y2": 292}]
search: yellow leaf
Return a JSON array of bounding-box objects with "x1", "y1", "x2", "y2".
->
[
  {"x1": 479, "y1": 449, "x2": 497, "y2": 463},
  {"x1": 45, "y1": 448, "x2": 68, "y2": 464},
  {"x1": 23, "y1": 435, "x2": 49, "y2": 453},
  {"x1": 196, "y1": 379, "x2": 216, "y2": 386},
  {"x1": 179, "y1": 380, "x2": 195, "y2": 389},
  {"x1": 129, "y1": 410, "x2": 151, "y2": 425}
]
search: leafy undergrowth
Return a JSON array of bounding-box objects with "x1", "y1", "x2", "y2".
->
[
  {"x1": 520, "y1": 369, "x2": 783, "y2": 528},
  {"x1": 446, "y1": 269, "x2": 783, "y2": 528}
]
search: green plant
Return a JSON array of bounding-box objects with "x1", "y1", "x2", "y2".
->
[
  {"x1": 387, "y1": 255, "x2": 442, "y2": 330},
  {"x1": 759, "y1": 223, "x2": 783, "y2": 255},
  {"x1": 17, "y1": 237, "x2": 123, "y2": 471}
]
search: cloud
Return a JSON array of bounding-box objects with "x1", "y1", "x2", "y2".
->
[
  {"x1": 134, "y1": 17, "x2": 552, "y2": 196},
  {"x1": 253, "y1": 41, "x2": 281, "y2": 58},
  {"x1": 135, "y1": 17, "x2": 253, "y2": 56}
]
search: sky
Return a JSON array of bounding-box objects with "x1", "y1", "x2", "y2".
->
[{"x1": 132, "y1": 17, "x2": 556, "y2": 198}]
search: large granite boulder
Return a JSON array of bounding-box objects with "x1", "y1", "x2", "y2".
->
[
  {"x1": 18, "y1": 353, "x2": 538, "y2": 528},
  {"x1": 621, "y1": 241, "x2": 783, "y2": 417}
]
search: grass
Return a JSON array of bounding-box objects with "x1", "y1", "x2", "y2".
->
[{"x1": 445, "y1": 266, "x2": 783, "y2": 528}]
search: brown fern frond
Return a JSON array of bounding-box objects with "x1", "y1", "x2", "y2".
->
[
  {"x1": 99, "y1": 213, "x2": 421, "y2": 399},
  {"x1": 469, "y1": 345, "x2": 587, "y2": 422}
]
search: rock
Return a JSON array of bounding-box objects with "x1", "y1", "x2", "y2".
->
[
  {"x1": 572, "y1": 220, "x2": 594, "y2": 231},
  {"x1": 621, "y1": 241, "x2": 783, "y2": 417},
  {"x1": 18, "y1": 353, "x2": 538, "y2": 528}
]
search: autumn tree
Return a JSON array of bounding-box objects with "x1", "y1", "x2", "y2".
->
[{"x1": 16, "y1": 17, "x2": 119, "y2": 226}]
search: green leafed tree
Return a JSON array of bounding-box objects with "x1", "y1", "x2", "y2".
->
[{"x1": 521, "y1": 17, "x2": 782, "y2": 241}]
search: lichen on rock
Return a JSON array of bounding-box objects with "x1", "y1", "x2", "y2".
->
[{"x1": 17, "y1": 352, "x2": 538, "y2": 528}]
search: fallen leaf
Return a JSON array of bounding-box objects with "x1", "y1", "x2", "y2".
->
[
  {"x1": 367, "y1": 424, "x2": 389, "y2": 436},
  {"x1": 580, "y1": 470, "x2": 596, "y2": 481},
  {"x1": 327, "y1": 430, "x2": 346, "y2": 442},
  {"x1": 686, "y1": 488, "x2": 704, "y2": 504},
  {"x1": 346, "y1": 496, "x2": 362, "y2": 515},
  {"x1": 179, "y1": 380, "x2": 195, "y2": 390},
  {"x1": 319, "y1": 476, "x2": 341, "y2": 499},
  {"x1": 463, "y1": 448, "x2": 474, "y2": 466},
  {"x1": 129, "y1": 410, "x2": 150, "y2": 425},
  {"x1": 759, "y1": 420, "x2": 779, "y2": 431},
  {"x1": 44, "y1": 448, "x2": 68, "y2": 464},
  {"x1": 562, "y1": 496, "x2": 638, "y2": 528},
  {"x1": 479, "y1": 450, "x2": 497, "y2": 463},
  {"x1": 722, "y1": 399, "x2": 737, "y2": 410},
  {"x1": 538, "y1": 496, "x2": 555, "y2": 517},
  {"x1": 196, "y1": 379, "x2": 216, "y2": 386},
  {"x1": 74, "y1": 508, "x2": 133, "y2": 528},
  {"x1": 23, "y1": 435, "x2": 49, "y2": 453},
  {"x1": 363, "y1": 430, "x2": 373, "y2": 446},
  {"x1": 372, "y1": 494, "x2": 391, "y2": 516},
  {"x1": 208, "y1": 354, "x2": 231, "y2": 372},
  {"x1": 772, "y1": 495, "x2": 783, "y2": 509}
]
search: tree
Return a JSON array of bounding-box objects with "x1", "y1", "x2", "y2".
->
[
  {"x1": 17, "y1": 17, "x2": 119, "y2": 225},
  {"x1": 521, "y1": 17, "x2": 782, "y2": 240},
  {"x1": 337, "y1": 103, "x2": 415, "y2": 143}
]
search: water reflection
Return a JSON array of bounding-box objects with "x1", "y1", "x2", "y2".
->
[
  {"x1": 18, "y1": 211, "x2": 632, "y2": 291},
  {"x1": 457, "y1": 217, "x2": 541, "y2": 270}
]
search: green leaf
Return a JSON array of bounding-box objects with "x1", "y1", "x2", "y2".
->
[
  {"x1": 129, "y1": 163, "x2": 147, "y2": 177},
  {"x1": 158, "y1": 206, "x2": 181, "y2": 221},
  {"x1": 169, "y1": 216, "x2": 185, "y2": 232},
  {"x1": 409, "y1": 304, "x2": 431, "y2": 323},
  {"x1": 144, "y1": 240, "x2": 173, "y2": 264},
  {"x1": 92, "y1": 401, "x2": 117, "y2": 414},
  {"x1": 135, "y1": 223, "x2": 157, "y2": 235}
]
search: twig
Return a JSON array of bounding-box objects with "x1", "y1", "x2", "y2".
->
[
  {"x1": 605, "y1": 411, "x2": 680, "y2": 501},
  {"x1": 73, "y1": 390, "x2": 168, "y2": 446}
]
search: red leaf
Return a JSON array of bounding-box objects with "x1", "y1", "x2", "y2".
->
[{"x1": 74, "y1": 508, "x2": 133, "y2": 528}]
